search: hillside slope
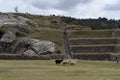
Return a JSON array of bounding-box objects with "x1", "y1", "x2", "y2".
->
[
  {"x1": 1, "y1": 12, "x2": 120, "y2": 60},
  {"x1": 0, "y1": 12, "x2": 66, "y2": 55}
]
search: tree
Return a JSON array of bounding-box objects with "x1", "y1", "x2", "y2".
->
[
  {"x1": 14, "y1": 6, "x2": 19, "y2": 13},
  {"x1": 72, "y1": 20, "x2": 80, "y2": 25}
]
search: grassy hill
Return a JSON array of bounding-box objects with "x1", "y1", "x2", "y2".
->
[
  {"x1": 11, "y1": 13, "x2": 66, "y2": 53},
  {"x1": 13, "y1": 13, "x2": 65, "y2": 29},
  {"x1": 0, "y1": 13, "x2": 65, "y2": 54},
  {"x1": 1, "y1": 12, "x2": 120, "y2": 60},
  {"x1": 27, "y1": 28, "x2": 64, "y2": 52}
]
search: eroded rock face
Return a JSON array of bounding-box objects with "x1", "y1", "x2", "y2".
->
[
  {"x1": 0, "y1": 13, "x2": 56, "y2": 55},
  {"x1": 22, "y1": 49, "x2": 37, "y2": 57},
  {"x1": 0, "y1": 13, "x2": 32, "y2": 37},
  {"x1": 0, "y1": 13, "x2": 29, "y2": 27},
  {"x1": 14, "y1": 38, "x2": 56, "y2": 56},
  {"x1": 1, "y1": 24, "x2": 31, "y2": 37},
  {"x1": 0, "y1": 31, "x2": 16, "y2": 43},
  {"x1": 0, "y1": 31, "x2": 16, "y2": 53},
  {"x1": 31, "y1": 41, "x2": 56, "y2": 54},
  {"x1": 13, "y1": 38, "x2": 40, "y2": 52}
]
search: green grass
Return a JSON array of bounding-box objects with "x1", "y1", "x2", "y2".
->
[
  {"x1": 0, "y1": 60, "x2": 120, "y2": 80},
  {"x1": 70, "y1": 44, "x2": 118, "y2": 47},
  {"x1": 27, "y1": 28, "x2": 64, "y2": 53},
  {"x1": 14, "y1": 13, "x2": 64, "y2": 29},
  {"x1": 70, "y1": 30, "x2": 113, "y2": 35},
  {"x1": 69, "y1": 37, "x2": 120, "y2": 40}
]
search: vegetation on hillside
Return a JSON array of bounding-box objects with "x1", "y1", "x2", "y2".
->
[
  {"x1": 1, "y1": 13, "x2": 119, "y2": 55},
  {"x1": 61, "y1": 16, "x2": 120, "y2": 30},
  {"x1": 13, "y1": 13, "x2": 120, "y2": 30},
  {"x1": 14, "y1": 13, "x2": 120, "y2": 55},
  {"x1": 70, "y1": 30, "x2": 113, "y2": 35},
  {"x1": 27, "y1": 29, "x2": 64, "y2": 52},
  {"x1": 14, "y1": 13, "x2": 65, "y2": 29}
]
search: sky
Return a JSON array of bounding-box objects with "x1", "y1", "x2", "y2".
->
[{"x1": 0, "y1": 0, "x2": 120, "y2": 19}]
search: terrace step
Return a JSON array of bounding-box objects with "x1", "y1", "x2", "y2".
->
[
  {"x1": 70, "y1": 45, "x2": 120, "y2": 53},
  {"x1": 69, "y1": 35, "x2": 113, "y2": 38},
  {"x1": 70, "y1": 44, "x2": 120, "y2": 47},
  {"x1": 68, "y1": 29, "x2": 120, "y2": 38},
  {"x1": 65, "y1": 29, "x2": 120, "y2": 55},
  {"x1": 69, "y1": 38, "x2": 120, "y2": 45}
]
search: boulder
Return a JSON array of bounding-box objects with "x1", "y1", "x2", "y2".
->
[
  {"x1": 13, "y1": 38, "x2": 39, "y2": 52},
  {"x1": 22, "y1": 49, "x2": 37, "y2": 57},
  {"x1": 14, "y1": 38, "x2": 56, "y2": 56},
  {"x1": 31, "y1": 41, "x2": 56, "y2": 54}
]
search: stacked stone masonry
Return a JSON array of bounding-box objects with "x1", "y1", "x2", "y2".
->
[{"x1": 68, "y1": 30, "x2": 120, "y2": 54}]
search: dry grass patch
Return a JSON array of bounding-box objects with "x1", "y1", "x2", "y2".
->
[{"x1": 0, "y1": 60, "x2": 120, "y2": 80}]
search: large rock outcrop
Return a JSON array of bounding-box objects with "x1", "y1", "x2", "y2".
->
[
  {"x1": 0, "y1": 31, "x2": 16, "y2": 43},
  {"x1": 31, "y1": 41, "x2": 56, "y2": 54},
  {"x1": 0, "y1": 13, "x2": 56, "y2": 55},
  {"x1": 23, "y1": 49, "x2": 37, "y2": 57},
  {"x1": 0, "y1": 31, "x2": 16, "y2": 53},
  {"x1": 14, "y1": 38, "x2": 56, "y2": 56},
  {"x1": 0, "y1": 13, "x2": 33, "y2": 37},
  {"x1": 0, "y1": 13, "x2": 34, "y2": 53},
  {"x1": 0, "y1": 13, "x2": 29, "y2": 27},
  {"x1": 1, "y1": 24, "x2": 31, "y2": 36}
]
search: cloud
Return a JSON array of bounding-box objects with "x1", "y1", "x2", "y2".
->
[
  {"x1": 29, "y1": 0, "x2": 92, "y2": 11},
  {"x1": 0, "y1": 0, "x2": 120, "y2": 19},
  {"x1": 0, "y1": 0, "x2": 30, "y2": 12},
  {"x1": 30, "y1": 0, "x2": 57, "y2": 10},
  {"x1": 55, "y1": 0, "x2": 92, "y2": 10},
  {"x1": 103, "y1": 0, "x2": 120, "y2": 11},
  {"x1": 62, "y1": 0, "x2": 105, "y2": 18},
  {"x1": 104, "y1": 4, "x2": 120, "y2": 11}
]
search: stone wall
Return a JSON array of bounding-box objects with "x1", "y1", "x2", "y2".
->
[
  {"x1": 67, "y1": 30, "x2": 120, "y2": 54},
  {"x1": 69, "y1": 35, "x2": 112, "y2": 38},
  {"x1": 69, "y1": 39, "x2": 116, "y2": 45},
  {"x1": 71, "y1": 46, "x2": 115, "y2": 53}
]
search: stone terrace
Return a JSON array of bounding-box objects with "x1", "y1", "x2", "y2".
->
[{"x1": 67, "y1": 29, "x2": 120, "y2": 54}]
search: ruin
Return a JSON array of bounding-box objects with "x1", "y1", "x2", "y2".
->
[{"x1": 64, "y1": 27, "x2": 120, "y2": 59}]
